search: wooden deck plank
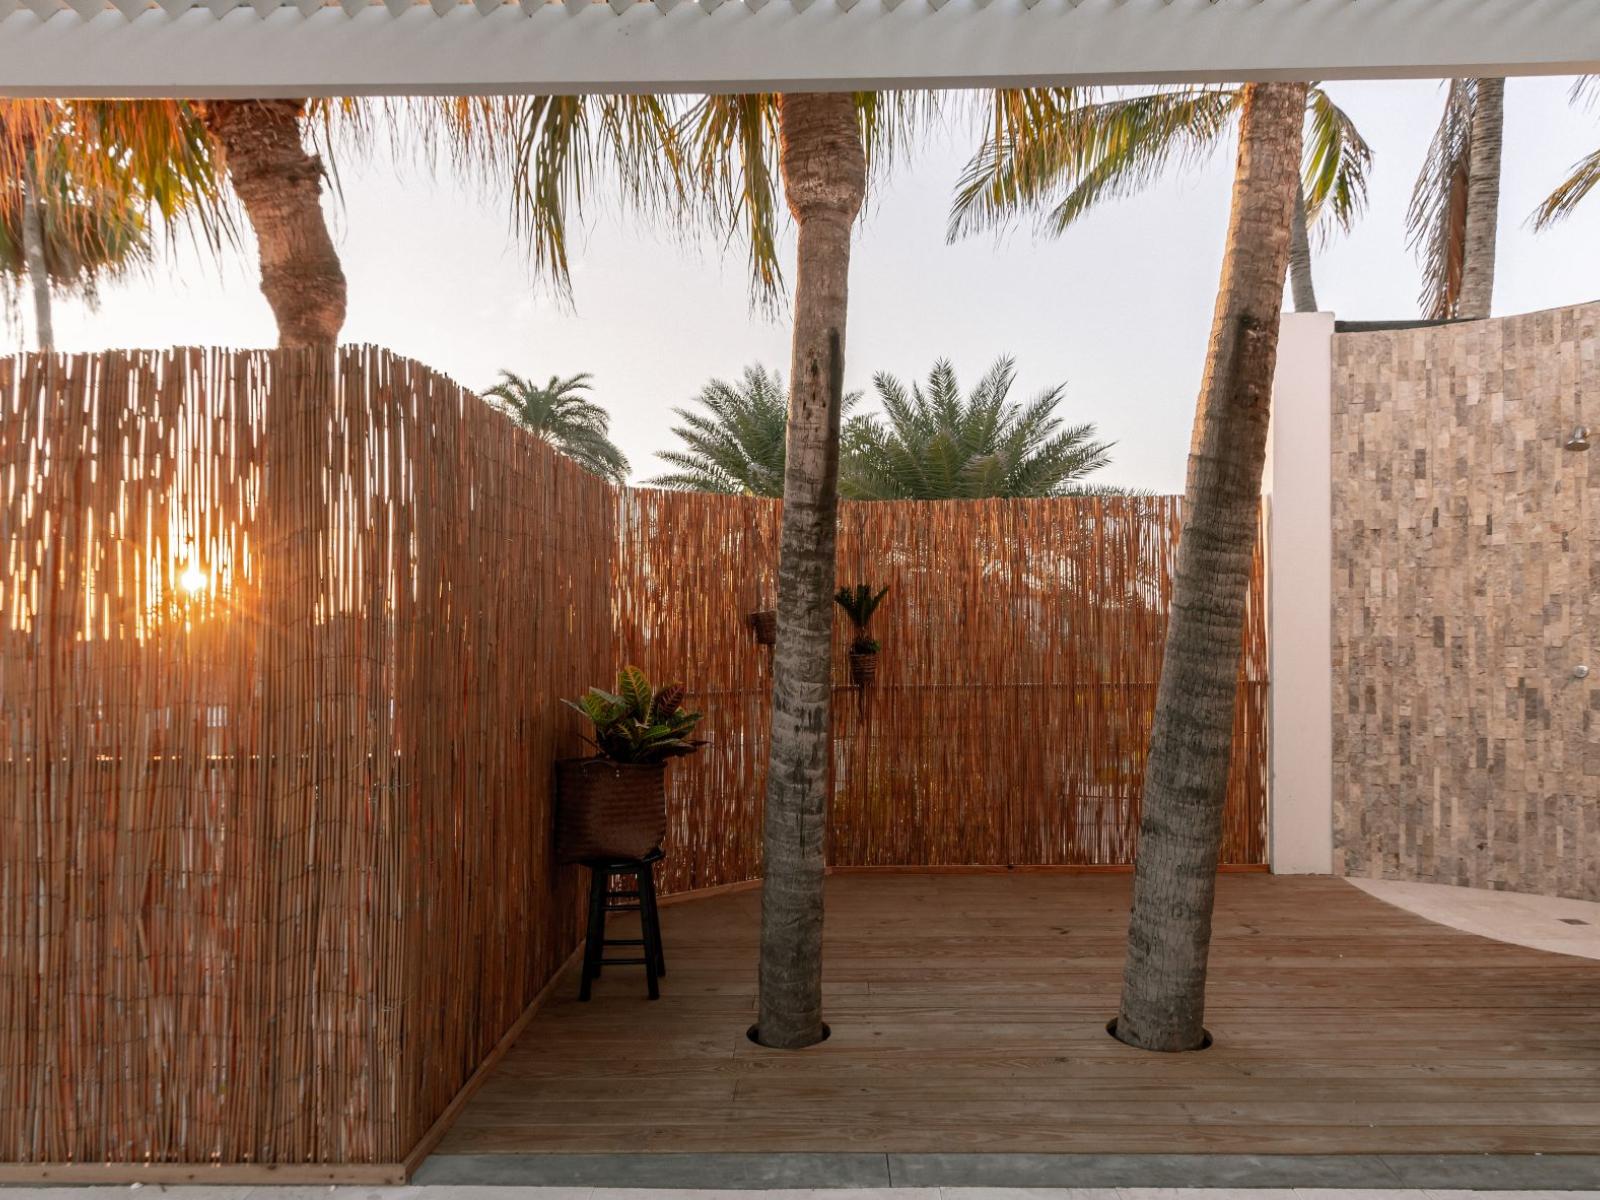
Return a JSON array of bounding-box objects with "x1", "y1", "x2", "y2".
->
[{"x1": 434, "y1": 874, "x2": 1600, "y2": 1156}]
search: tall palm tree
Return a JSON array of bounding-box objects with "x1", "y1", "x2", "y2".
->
[
  {"x1": 0, "y1": 97, "x2": 348, "y2": 347},
  {"x1": 841, "y1": 357, "x2": 1113, "y2": 500},
  {"x1": 200, "y1": 100, "x2": 346, "y2": 347},
  {"x1": 1532, "y1": 77, "x2": 1599, "y2": 230},
  {"x1": 1407, "y1": 77, "x2": 1505, "y2": 320},
  {"x1": 649, "y1": 365, "x2": 861, "y2": 497},
  {"x1": 484, "y1": 369, "x2": 629, "y2": 484},
  {"x1": 949, "y1": 85, "x2": 1369, "y2": 314},
  {"x1": 759, "y1": 92, "x2": 866, "y2": 1051},
  {"x1": 505, "y1": 89, "x2": 930, "y2": 1049},
  {"x1": 2, "y1": 97, "x2": 537, "y2": 349},
  {"x1": 1113, "y1": 81, "x2": 1307, "y2": 1053},
  {"x1": 203, "y1": 97, "x2": 531, "y2": 347}
]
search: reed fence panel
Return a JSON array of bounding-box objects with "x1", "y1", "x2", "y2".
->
[
  {"x1": 2, "y1": 347, "x2": 1267, "y2": 1171},
  {"x1": 0, "y1": 348, "x2": 610, "y2": 1168},
  {"x1": 619, "y1": 490, "x2": 1267, "y2": 895}
]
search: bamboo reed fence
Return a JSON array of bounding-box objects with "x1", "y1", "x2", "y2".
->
[
  {"x1": 618, "y1": 490, "x2": 1267, "y2": 894},
  {"x1": 1, "y1": 347, "x2": 1266, "y2": 1171},
  {"x1": 0, "y1": 349, "x2": 611, "y2": 1169}
]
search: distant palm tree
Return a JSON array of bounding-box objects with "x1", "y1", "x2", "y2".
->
[
  {"x1": 485, "y1": 370, "x2": 629, "y2": 484},
  {"x1": 650, "y1": 366, "x2": 789, "y2": 497},
  {"x1": 841, "y1": 357, "x2": 1113, "y2": 500},
  {"x1": 5, "y1": 142, "x2": 151, "y2": 349},
  {"x1": 1407, "y1": 77, "x2": 1505, "y2": 319},
  {"x1": 0, "y1": 99, "x2": 225, "y2": 349},
  {"x1": 949, "y1": 85, "x2": 1370, "y2": 313},
  {"x1": 649, "y1": 365, "x2": 861, "y2": 497},
  {"x1": 1533, "y1": 77, "x2": 1600, "y2": 231}
]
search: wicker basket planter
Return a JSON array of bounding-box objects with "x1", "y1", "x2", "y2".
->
[
  {"x1": 748, "y1": 609, "x2": 778, "y2": 646},
  {"x1": 848, "y1": 650, "x2": 878, "y2": 688},
  {"x1": 555, "y1": 758, "x2": 667, "y2": 863}
]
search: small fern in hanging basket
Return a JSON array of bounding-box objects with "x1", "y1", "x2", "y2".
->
[
  {"x1": 555, "y1": 666, "x2": 704, "y2": 862},
  {"x1": 835, "y1": 583, "x2": 889, "y2": 687}
]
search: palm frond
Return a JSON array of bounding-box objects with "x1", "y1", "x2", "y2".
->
[
  {"x1": 1532, "y1": 77, "x2": 1600, "y2": 229},
  {"x1": 648, "y1": 365, "x2": 790, "y2": 497},
  {"x1": 949, "y1": 86, "x2": 1240, "y2": 242},
  {"x1": 1532, "y1": 147, "x2": 1600, "y2": 229},
  {"x1": 679, "y1": 94, "x2": 785, "y2": 307},
  {"x1": 842, "y1": 357, "x2": 1112, "y2": 500},
  {"x1": 499, "y1": 94, "x2": 687, "y2": 298},
  {"x1": 1407, "y1": 78, "x2": 1475, "y2": 320},
  {"x1": 485, "y1": 368, "x2": 629, "y2": 484},
  {"x1": 1302, "y1": 86, "x2": 1372, "y2": 244}
]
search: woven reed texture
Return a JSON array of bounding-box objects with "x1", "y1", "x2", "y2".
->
[
  {"x1": 2, "y1": 348, "x2": 1266, "y2": 1169},
  {"x1": 617, "y1": 490, "x2": 1268, "y2": 895},
  {"x1": 554, "y1": 759, "x2": 669, "y2": 862},
  {"x1": 0, "y1": 348, "x2": 609, "y2": 1167}
]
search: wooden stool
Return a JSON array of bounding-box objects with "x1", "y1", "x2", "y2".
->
[{"x1": 579, "y1": 848, "x2": 666, "y2": 1001}]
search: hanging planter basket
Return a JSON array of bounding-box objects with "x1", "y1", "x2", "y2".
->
[
  {"x1": 848, "y1": 650, "x2": 879, "y2": 689},
  {"x1": 555, "y1": 757, "x2": 668, "y2": 863},
  {"x1": 748, "y1": 609, "x2": 778, "y2": 646}
]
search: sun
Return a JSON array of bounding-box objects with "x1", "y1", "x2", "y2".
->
[{"x1": 179, "y1": 562, "x2": 208, "y2": 596}]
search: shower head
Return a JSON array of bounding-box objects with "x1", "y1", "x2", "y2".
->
[{"x1": 1565, "y1": 425, "x2": 1591, "y2": 452}]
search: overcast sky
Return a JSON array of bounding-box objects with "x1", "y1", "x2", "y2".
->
[{"x1": 25, "y1": 77, "x2": 1600, "y2": 493}]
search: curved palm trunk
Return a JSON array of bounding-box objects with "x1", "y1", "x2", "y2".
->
[
  {"x1": 205, "y1": 99, "x2": 346, "y2": 347},
  {"x1": 20, "y1": 156, "x2": 53, "y2": 351},
  {"x1": 1458, "y1": 77, "x2": 1504, "y2": 320},
  {"x1": 1115, "y1": 81, "x2": 1307, "y2": 1053},
  {"x1": 1288, "y1": 177, "x2": 1318, "y2": 313},
  {"x1": 756, "y1": 92, "x2": 864, "y2": 1051}
]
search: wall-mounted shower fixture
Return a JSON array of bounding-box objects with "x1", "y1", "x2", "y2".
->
[
  {"x1": 1564, "y1": 425, "x2": 1590, "y2": 452},
  {"x1": 1574, "y1": 665, "x2": 1591, "y2": 680}
]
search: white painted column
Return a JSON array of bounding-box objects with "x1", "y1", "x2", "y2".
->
[{"x1": 1262, "y1": 311, "x2": 1335, "y2": 875}]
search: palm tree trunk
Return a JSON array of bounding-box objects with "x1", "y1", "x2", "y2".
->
[
  {"x1": 1457, "y1": 77, "x2": 1504, "y2": 320},
  {"x1": 1288, "y1": 176, "x2": 1318, "y2": 313},
  {"x1": 756, "y1": 92, "x2": 864, "y2": 1051},
  {"x1": 20, "y1": 155, "x2": 53, "y2": 352},
  {"x1": 1114, "y1": 81, "x2": 1307, "y2": 1053},
  {"x1": 204, "y1": 99, "x2": 346, "y2": 347}
]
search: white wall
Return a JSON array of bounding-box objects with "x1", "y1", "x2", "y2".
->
[{"x1": 1263, "y1": 311, "x2": 1335, "y2": 875}]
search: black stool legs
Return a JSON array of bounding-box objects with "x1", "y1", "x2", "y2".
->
[{"x1": 579, "y1": 850, "x2": 665, "y2": 1001}]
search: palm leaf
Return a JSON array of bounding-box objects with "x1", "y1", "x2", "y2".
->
[
  {"x1": 1407, "y1": 79, "x2": 1474, "y2": 320},
  {"x1": 842, "y1": 357, "x2": 1113, "y2": 500},
  {"x1": 1532, "y1": 76, "x2": 1600, "y2": 229},
  {"x1": 1302, "y1": 86, "x2": 1373, "y2": 243},
  {"x1": 949, "y1": 87, "x2": 1240, "y2": 242}
]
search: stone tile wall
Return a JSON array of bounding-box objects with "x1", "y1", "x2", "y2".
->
[{"x1": 1331, "y1": 303, "x2": 1599, "y2": 899}]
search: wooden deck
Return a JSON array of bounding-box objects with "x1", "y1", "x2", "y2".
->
[{"x1": 436, "y1": 872, "x2": 1600, "y2": 1156}]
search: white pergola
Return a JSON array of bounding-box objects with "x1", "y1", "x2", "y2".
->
[{"x1": 0, "y1": 0, "x2": 1595, "y2": 98}]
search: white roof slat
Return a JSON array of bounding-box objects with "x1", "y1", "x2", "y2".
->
[{"x1": 0, "y1": 0, "x2": 1594, "y2": 99}]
